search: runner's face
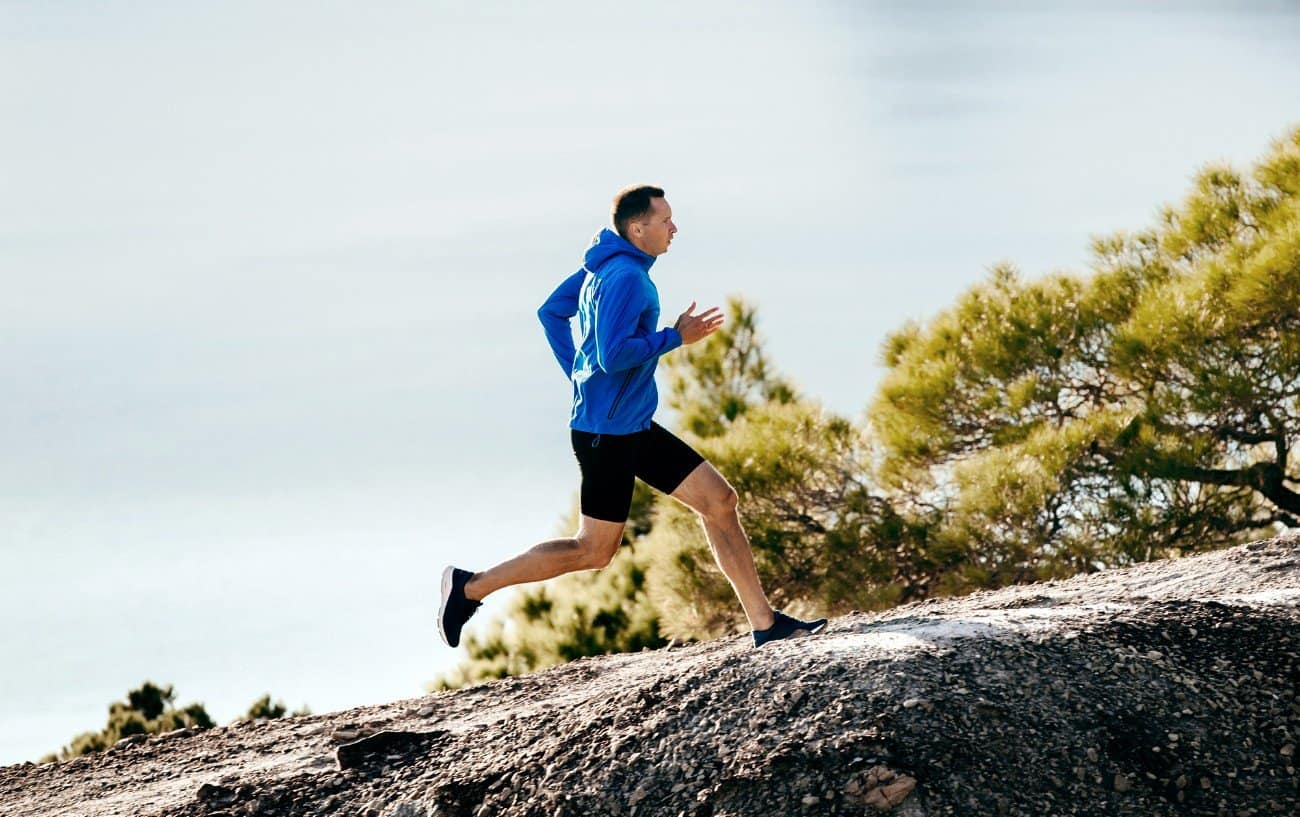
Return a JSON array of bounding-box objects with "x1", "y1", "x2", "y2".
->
[{"x1": 633, "y1": 197, "x2": 677, "y2": 256}]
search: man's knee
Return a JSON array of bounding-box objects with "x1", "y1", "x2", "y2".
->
[
  {"x1": 575, "y1": 530, "x2": 622, "y2": 570},
  {"x1": 584, "y1": 542, "x2": 620, "y2": 570},
  {"x1": 696, "y1": 483, "x2": 739, "y2": 522}
]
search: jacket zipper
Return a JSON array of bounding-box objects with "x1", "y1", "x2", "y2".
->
[{"x1": 607, "y1": 370, "x2": 635, "y2": 420}]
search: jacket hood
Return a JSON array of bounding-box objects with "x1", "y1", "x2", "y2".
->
[{"x1": 583, "y1": 227, "x2": 656, "y2": 273}]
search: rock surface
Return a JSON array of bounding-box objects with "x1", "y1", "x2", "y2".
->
[{"x1": 3, "y1": 534, "x2": 1299, "y2": 816}]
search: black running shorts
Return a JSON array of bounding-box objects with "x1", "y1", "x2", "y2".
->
[{"x1": 570, "y1": 422, "x2": 706, "y2": 523}]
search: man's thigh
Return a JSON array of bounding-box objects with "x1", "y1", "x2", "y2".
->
[
  {"x1": 633, "y1": 422, "x2": 706, "y2": 496},
  {"x1": 668, "y1": 460, "x2": 735, "y2": 517},
  {"x1": 572, "y1": 428, "x2": 638, "y2": 523}
]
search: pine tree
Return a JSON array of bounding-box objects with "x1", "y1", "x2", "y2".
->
[{"x1": 870, "y1": 127, "x2": 1300, "y2": 588}]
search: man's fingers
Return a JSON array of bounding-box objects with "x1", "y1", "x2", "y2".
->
[{"x1": 677, "y1": 303, "x2": 725, "y2": 343}]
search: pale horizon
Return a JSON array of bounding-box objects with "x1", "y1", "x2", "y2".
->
[{"x1": 3, "y1": 0, "x2": 1300, "y2": 765}]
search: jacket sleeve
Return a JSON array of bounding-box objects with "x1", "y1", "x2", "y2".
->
[
  {"x1": 593, "y1": 270, "x2": 683, "y2": 373},
  {"x1": 537, "y1": 268, "x2": 585, "y2": 376}
]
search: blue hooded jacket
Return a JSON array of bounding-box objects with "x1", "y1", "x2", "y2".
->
[{"x1": 538, "y1": 228, "x2": 682, "y2": 434}]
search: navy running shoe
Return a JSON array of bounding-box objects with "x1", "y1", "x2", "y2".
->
[
  {"x1": 752, "y1": 610, "x2": 828, "y2": 648},
  {"x1": 438, "y1": 566, "x2": 482, "y2": 648}
]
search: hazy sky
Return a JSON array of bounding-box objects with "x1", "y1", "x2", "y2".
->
[{"x1": 3, "y1": 0, "x2": 1299, "y2": 765}]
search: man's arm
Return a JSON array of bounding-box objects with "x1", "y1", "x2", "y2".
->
[
  {"x1": 593, "y1": 270, "x2": 682, "y2": 373},
  {"x1": 537, "y1": 268, "x2": 587, "y2": 376}
]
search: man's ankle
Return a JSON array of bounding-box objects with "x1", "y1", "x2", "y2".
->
[
  {"x1": 464, "y1": 573, "x2": 484, "y2": 602},
  {"x1": 752, "y1": 609, "x2": 776, "y2": 631}
]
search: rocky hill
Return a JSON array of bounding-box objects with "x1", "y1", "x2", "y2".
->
[{"x1": 3, "y1": 534, "x2": 1298, "y2": 817}]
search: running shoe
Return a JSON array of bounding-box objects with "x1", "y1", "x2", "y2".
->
[
  {"x1": 438, "y1": 566, "x2": 482, "y2": 648},
  {"x1": 752, "y1": 610, "x2": 828, "y2": 647}
]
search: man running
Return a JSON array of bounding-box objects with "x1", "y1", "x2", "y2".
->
[{"x1": 438, "y1": 185, "x2": 827, "y2": 651}]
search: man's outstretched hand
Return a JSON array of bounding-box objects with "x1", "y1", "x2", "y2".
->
[{"x1": 675, "y1": 301, "x2": 724, "y2": 345}]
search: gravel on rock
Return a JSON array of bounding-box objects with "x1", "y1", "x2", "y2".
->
[{"x1": 2, "y1": 534, "x2": 1298, "y2": 817}]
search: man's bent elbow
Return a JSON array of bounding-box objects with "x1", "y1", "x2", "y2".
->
[{"x1": 597, "y1": 344, "x2": 645, "y2": 374}]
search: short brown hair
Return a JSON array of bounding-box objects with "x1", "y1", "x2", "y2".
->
[{"x1": 611, "y1": 185, "x2": 665, "y2": 238}]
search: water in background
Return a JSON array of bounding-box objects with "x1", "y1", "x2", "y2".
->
[{"x1": 3, "y1": 0, "x2": 1299, "y2": 764}]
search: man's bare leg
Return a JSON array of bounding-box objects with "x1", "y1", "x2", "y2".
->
[
  {"x1": 671, "y1": 462, "x2": 777, "y2": 632},
  {"x1": 463, "y1": 516, "x2": 626, "y2": 601}
]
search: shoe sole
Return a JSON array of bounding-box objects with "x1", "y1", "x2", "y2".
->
[{"x1": 437, "y1": 565, "x2": 455, "y2": 648}]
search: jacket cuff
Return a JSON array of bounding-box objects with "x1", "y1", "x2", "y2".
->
[{"x1": 663, "y1": 327, "x2": 684, "y2": 352}]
